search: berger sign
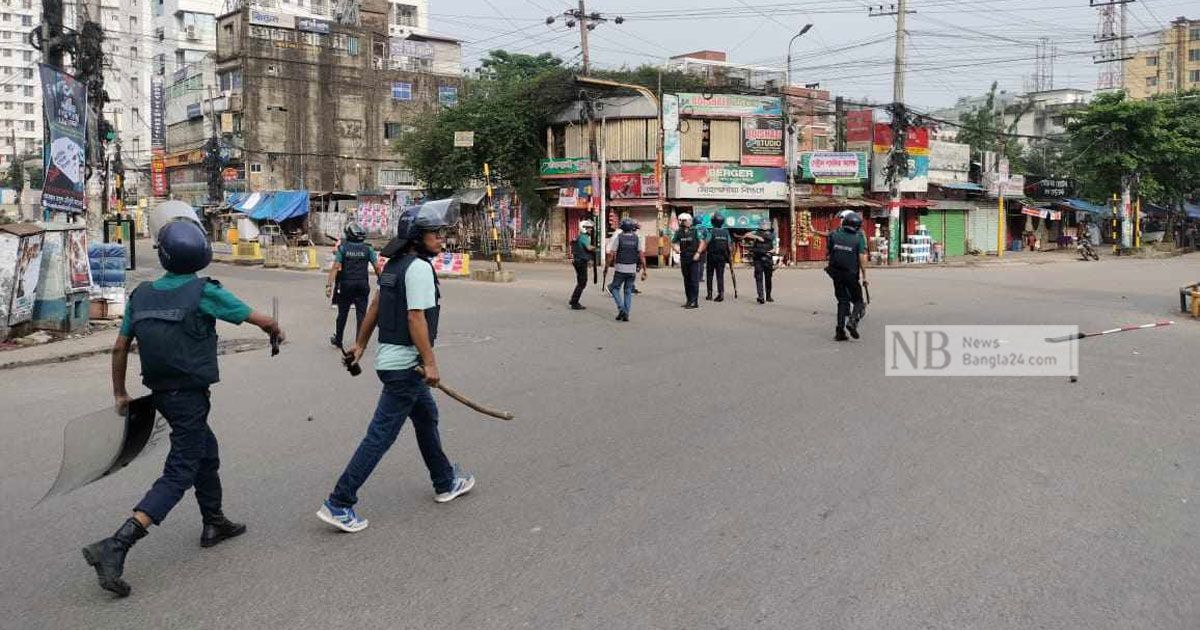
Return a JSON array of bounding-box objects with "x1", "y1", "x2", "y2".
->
[{"x1": 673, "y1": 165, "x2": 787, "y2": 200}]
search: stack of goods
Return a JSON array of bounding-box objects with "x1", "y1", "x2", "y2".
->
[
  {"x1": 88, "y1": 243, "x2": 127, "y2": 319},
  {"x1": 901, "y1": 225, "x2": 932, "y2": 264}
]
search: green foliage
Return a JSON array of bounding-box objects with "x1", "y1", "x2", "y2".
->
[
  {"x1": 954, "y1": 82, "x2": 1025, "y2": 164},
  {"x1": 3, "y1": 158, "x2": 23, "y2": 191},
  {"x1": 395, "y1": 50, "x2": 713, "y2": 220}
]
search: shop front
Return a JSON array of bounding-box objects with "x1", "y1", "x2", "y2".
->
[
  {"x1": 669, "y1": 163, "x2": 788, "y2": 262},
  {"x1": 923, "y1": 201, "x2": 970, "y2": 257},
  {"x1": 792, "y1": 196, "x2": 881, "y2": 262}
]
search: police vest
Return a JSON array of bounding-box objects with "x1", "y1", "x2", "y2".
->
[
  {"x1": 751, "y1": 229, "x2": 774, "y2": 258},
  {"x1": 126, "y1": 277, "x2": 219, "y2": 391},
  {"x1": 572, "y1": 235, "x2": 593, "y2": 263},
  {"x1": 615, "y1": 233, "x2": 640, "y2": 266},
  {"x1": 378, "y1": 254, "x2": 440, "y2": 347},
  {"x1": 708, "y1": 227, "x2": 731, "y2": 259},
  {"x1": 828, "y1": 229, "x2": 862, "y2": 273},
  {"x1": 676, "y1": 226, "x2": 699, "y2": 258},
  {"x1": 338, "y1": 241, "x2": 371, "y2": 288}
]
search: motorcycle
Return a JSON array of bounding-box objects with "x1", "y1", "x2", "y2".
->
[{"x1": 1077, "y1": 236, "x2": 1100, "y2": 261}]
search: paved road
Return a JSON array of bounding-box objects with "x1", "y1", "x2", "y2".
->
[{"x1": 2, "y1": 253, "x2": 1198, "y2": 629}]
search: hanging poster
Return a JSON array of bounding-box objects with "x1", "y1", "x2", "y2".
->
[
  {"x1": 10, "y1": 233, "x2": 45, "y2": 324},
  {"x1": 741, "y1": 117, "x2": 785, "y2": 167},
  {"x1": 39, "y1": 65, "x2": 87, "y2": 214},
  {"x1": 662, "y1": 94, "x2": 681, "y2": 168},
  {"x1": 67, "y1": 230, "x2": 91, "y2": 290}
]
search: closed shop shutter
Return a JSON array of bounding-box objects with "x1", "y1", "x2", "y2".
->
[
  {"x1": 943, "y1": 210, "x2": 966, "y2": 256},
  {"x1": 924, "y1": 210, "x2": 949, "y2": 253},
  {"x1": 966, "y1": 206, "x2": 998, "y2": 254}
]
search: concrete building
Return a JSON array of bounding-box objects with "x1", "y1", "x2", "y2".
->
[
  {"x1": 929, "y1": 88, "x2": 1090, "y2": 149},
  {"x1": 96, "y1": 0, "x2": 154, "y2": 197},
  {"x1": 1124, "y1": 16, "x2": 1200, "y2": 99},
  {"x1": 0, "y1": 0, "x2": 41, "y2": 169},
  {"x1": 667, "y1": 50, "x2": 785, "y2": 92},
  {"x1": 212, "y1": 0, "x2": 462, "y2": 194}
]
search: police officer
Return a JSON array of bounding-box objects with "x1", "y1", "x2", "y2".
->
[
  {"x1": 743, "y1": 219, "x2": 777, "y2": 304},
  {"x1": 84, "y1": 208, "x2": 284, "y2": 598},
  {"x1": 671, "y1": 213, "x2": 706, "y2": 309},
  {"x1": 319, "y1": 200, "x2": 474, "y2": 533},
  {"x1": 826, "y1": 211, "x2": 869, "y2": 341},
  {"x1": 606, "y1": 217, "x2": 647, "y2": 322},
  {"x1": 705, "y1": 213, "x2": 732, "y2": 302},
  {"x1": 569, "y1": 219, "x2": 595, "y2": 310},
  {"x1": 326, "y1": 222, "x2": 381, "y2": 348}
]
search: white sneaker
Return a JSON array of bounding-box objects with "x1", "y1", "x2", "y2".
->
[
  {"x1": 434, "y1": 472, "x2": 475, "y2": 503},
  {"x1": 317, "y1": 500, "x2": 369, "y2": 533}
]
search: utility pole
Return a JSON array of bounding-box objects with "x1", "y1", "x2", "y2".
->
[
  {"x1": 785, "y1": 24, "x2": 813, "y2": 269},
  {"x1": 205, "y1": 85, "x2": 223, "y2": 204},
  {"x1": 870, "y1": 1, "x2": 914, "y2": 264},
  {"x1": 578, "y1": 0, "x2": 590, "y2": 74},
  {"x1": 834, "y1": 96, "x2": 846, "y2": 151},
  {"x1": 10, "y1": 129, "x2": 20, "y2": 206}
]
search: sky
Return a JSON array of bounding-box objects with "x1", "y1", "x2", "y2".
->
[{"x1": 429, "y1": 0, "x2": 1198, "y2": 111}]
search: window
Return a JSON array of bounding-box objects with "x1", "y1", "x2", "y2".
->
[
  {"x1": 20, "y1": 14, "x2": 28, "y2": 26},
  {"x1": 3, "y1": 102, "x2": 11, "y2": 109},
  {"x1": 130, "y1": 46, "x2": 138, "y2": 59},
  {"x1": 438, "y1": 85, "x2": 458, "y2": 106},
  {"x1": 0, "y1": 31, "x2": 8, "y2": 39},
  {"x1": 2, "y1": 49, "x2": 9, "y2": 57},
  {"x1": 1, "y1": 14, "x2": 9, "y2": 22},
  {"x1": 21, "y1": 66, "x2": 29, "y2": 78},
  {"x1": 22, "y1": 0, "x2": 30, "y2": 7},
  {"x1": 23, "y1": 102, "x2": 30, "y2": 114},
  {"x1": 218, "y1": 70, "x2": 242, "y2": 92},
  {"x1": 130, "y1": 77, "x2": 139, "y2": 94},
  {"x1": 1191, "y1": 27, "x2": 1200, "y2": 41},
  {"x1": 249, "y1": 163, "x2": 262, "y2": 173},
  {"x1": 1190, "y1": 49, "x2": 1200, "y2": 62},
  {"x1": 21, "y1": 50, "x2": 28, "y2": 61},
  {"x1": 383, "y1": 122, "x2": 402, "y2": 139},
  {"x1": 347, "y1": 36, "x2": 359, "y2": 55},
  {"x1": 23, "y1": 85, "x2": 31, "y2": 96},
  {"x1": 379, "y1": 168, "x2": 416, "y2": 187},
  {"x1": 155, "y1": 27, "x2": 163, "y2": 41},
  {"x1": 22, "y1": 120, "x2": 32, "y2": 131},
  {"x1": 391, "y1": 82, "x2": 412, "y2": 101},
  {"x1": 1146, "y1": 76, "x2": 1158, "y2": 88},
  {"x1": 2, "y1": 84, "x2": 9, "y2": 93},
  {"x1": 1191, "y1": 69, "x2": 1200, "y2": 83},
  {"x1": 175, "y1": 50, "x2": 184, "y2": 66},
  {"x1": 1146, "y1": 56, "x2": 1158, "y2": 66},
  {"x1": 394, "y1": 4, "x2": 417, "y2": 27}
]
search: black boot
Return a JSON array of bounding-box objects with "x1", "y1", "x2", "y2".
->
[
  {"x1": 200, "y1": 514, "x2": 247, "y2": 548},
  {"x1": 82, "y1": 517, "x2": 148, "y2": 598},
  {"x1": 835, "y1": 329, "x2": 849, "y2": 341}
]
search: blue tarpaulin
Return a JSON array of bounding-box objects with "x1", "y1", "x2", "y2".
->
[
  {"x1": 226, "y1": 191, "x2": 310, "y2": 221},
  {"x1": 1059, "y1": 198, "x2": 1110, "y2": 215},
  {"x1": 1185, "y1": 202, "x2": 1200, "y2": 220}
]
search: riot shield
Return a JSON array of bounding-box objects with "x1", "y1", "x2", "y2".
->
[{"x1": 39, "y1": 396, "x2": 167, "y2": 504}]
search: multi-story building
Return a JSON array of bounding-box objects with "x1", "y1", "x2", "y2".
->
[
  {"x1": 212, "y1": 0, "x2": 461, "y2": 194},
  {"x1": 667, "y1": 50, "x2": 785, "y2": 92},
  {"x1": 1124, "y1": 16, "x2": 1200, "y2": 99},
  {"x1": 0, "y1": 0, "x2": 44, "y2": 170},
  {"x1": 929, "y1": 88, "x2": 1089, "y2": 149},
  {"x1": 95, "y1": 0, "x2": 154, "y2": 197}
]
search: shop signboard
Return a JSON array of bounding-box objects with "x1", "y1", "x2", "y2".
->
[
  {"x1": 673, "y1": 165, "x2": 787, "y2": 200},
  {"x1": 540, "y1": 157, "x2": 590, "y2": 177},
  {"x1": 39, "y1": 65, "x2": 87, "y2": 214},
  {"x1": 870, "y1": 110, "x2": 930, "y2": 193},
  {"x1": 799, "y1": 151, "x2": 868, "y2": 184},
  {"x1": 249, "y1": 8, "x2": 295, "y2": 29},
  {"x1": 675, "y1": 93, "x2": 782, "y2": 118},
  {"x1": 608, "y1": 173, "x2": 657, "y2": 199},
  {"x1": 297, "y1": 17, "x2": 332, "y2": 34},
  {"x1": 741, "y1": 117, "x2": 785, "y2": 167},
  {"x1": 1029, "y1": 177, "x2": 1072, "y2": 199},
  {"x1": 844, "y1": 109, "x2": 874, "y2": 144}
]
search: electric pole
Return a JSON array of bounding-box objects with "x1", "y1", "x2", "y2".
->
[
  {"x1": 869, "y1": 1, "x2": 914, "y2": 264},
  {"x1": 205, "y1": 85, "x2": 224, "y2": 203},
  {"x1": 546, "y1": 3, "x2": 625, "y2": 76}
]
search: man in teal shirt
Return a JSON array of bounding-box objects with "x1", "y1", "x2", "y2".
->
[{"x1": 569, "y1": 219, "x2": 595, "y2": 310}]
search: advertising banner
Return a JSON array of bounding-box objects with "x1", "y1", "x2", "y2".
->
[
  {"x1": 431, "y1": 252, "x2": 470, "y2": 276},
  {"x1": 662, "y1": 94, "x2": 681, "y2": 168},
  {"x1": 10, "y1": 233, "x2": 45, "y2": 324},
  {"x1": 67, "y1": 230, "x2": 91, "y2": 290},
  {"x1": 673, "y1": 165, "x2": 787, "y2": 200},
  {"x1": 676, "y1": 93, "x2": 782, "y2": 117},
  {"x1": 540, "y1": 157, "x2": 589, "y2": 176},
  {"x1": 39, "y1": 65, "x2": 87, "y2": 214},
  {"x1": 844, "y1": 109, "x2": 874, "y2": 144},
  {"x1": 608, "y1": 173, "x2": 656, "y2": 199},
  {"x1": 799, "y1": 151, "x2": 868, "y2": 184},
  {"x1": 741, "y1": 117, "x2": 785, "y2": 167},
  {"x1": 870, "y1": 109, "x2": 930, "y2": 193},
  {"x1": 151, "y1": 150, "x2": 167, "y2": 197}
]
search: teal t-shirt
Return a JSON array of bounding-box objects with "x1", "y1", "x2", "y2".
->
[
  {"x1": 577, "y1": 233, "x2": 591, "y2": 250},
  {"x1": 334, "y1": 246, "x2": 379, "y2": 264},
  {"x1": 375, "y1": 257, "x2": 438, "y2": 371},
  {"x1": 119, "y1": 273, "x2": 252, "y2": 337}
]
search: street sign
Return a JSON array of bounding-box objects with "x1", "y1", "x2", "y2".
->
[{"x1": 454, "y1": 131, "x2": 474, "y2": 148}]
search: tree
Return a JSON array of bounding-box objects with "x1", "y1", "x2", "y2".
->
[
  {"x1": 953, "y1": 82, "x2": 1027, "y2": 165},
  {"x1": 1065, "y1": 91, "x2": 1164, "y2": 202}
]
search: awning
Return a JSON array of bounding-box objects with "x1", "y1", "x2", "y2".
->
[
  {"x1": 226, "y1": 191, "x2": 310, "y2": 221},
  {"x1": 931, "y1": 181, "x2": 985, "y2": 192},
  {"x1": 793, "y1": 195, "x2": 881, "y2": 209},
  {"x1": 454, "y1": 188, "x2": 488, "y2": 205},
  {"x1": 1056, "y1": 198, "x2": 1109, "y2": 215}
]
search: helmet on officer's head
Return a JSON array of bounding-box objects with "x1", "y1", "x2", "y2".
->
[
  {"x1": 677, "y1": 212, "x2": 693, "y2": 225},
  {"x1": 383, "y1": 198, "x2": 461, "y2": 257},
  {"x1": 149, "y1": 200, "x2": 205, "y2": 246},
  {"x1": 157, "y1": 219, "x2": 212, "y2": 274},
  {"x1": 578, "y1": 219, "x2": 595, "y2": 231},
  {"x1": 841, "y1": 211, "x2": 863, "y2": 232},
  {"x1": 619, "y1": 217, "x2": 636, "y2": 232},
  {"x1": 344, "y1": 222, "x2": 366, "y2": 242},
  {"x1": 711, "y1": 213, "x2": 725, "y2": 227}
]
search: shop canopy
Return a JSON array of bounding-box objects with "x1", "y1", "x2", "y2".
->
[
  {"x1": 226, "y1": 191, "x2": 310, "y2": 222},
  {"x1": 1056, "y1": 198, "x2": 1109, "y2": 215}
]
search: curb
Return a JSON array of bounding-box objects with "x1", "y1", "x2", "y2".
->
[{"x1": 0, "y1": 337, "x2": 271, "y2": 371}]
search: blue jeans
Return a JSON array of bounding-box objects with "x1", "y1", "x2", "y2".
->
[
  {"x1": 329, "y1": 369, "x2": 455, "y2": 507},
  {"x1": 135, "y1": 389, "x2": 221, "y2": 525},
  {"x1": 609, "y1": 271, "x2": 635, "y2": 314}
]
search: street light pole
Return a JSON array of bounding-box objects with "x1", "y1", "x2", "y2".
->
[{"x1": 786, "y1": 23, "x2": 812, "y2": 264}]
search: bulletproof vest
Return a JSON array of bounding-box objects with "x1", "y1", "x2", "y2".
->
[
  {"x1": 676, "y1": 226, "x2": 699, "y2": 258},
  {"x1": 572, "y1": 235, "x2": 593, "y2": 263},
  {"x1": 378, "y1": 254, "x2": 440, "y2": 347},
  {"x1": 338, "y1": 241, "x2": 371, "y2": 288},
  {"x1": 828, "y1": 228, "x2": 862, "y2": 273},
  {"x1": 126, "y1": 277, "x2": 219, "y2": 391},
  {"x1": 751, "y1": 229, "x2": 774, "y2": 257},
  {"x1": 615, "y1": 232, "x2": 640, "y2": 266},
  {"x1": 708, "y1": 227, "x2": 731, "y2": 258}
]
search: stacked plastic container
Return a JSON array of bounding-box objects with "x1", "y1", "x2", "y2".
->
[
  {"x1": 901, "y1": 225, "x2": 932, "y2": 264},
  {"x1": 89, "y1": 243, "x2": 127, "y2": 319}
]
